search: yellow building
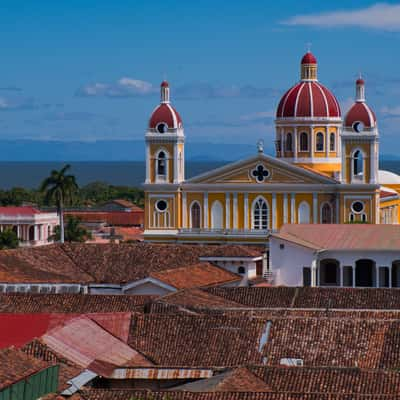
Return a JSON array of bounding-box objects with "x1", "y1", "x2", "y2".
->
[{"x1": 143, "y1": 52, "x2": 400, "y2": 244}]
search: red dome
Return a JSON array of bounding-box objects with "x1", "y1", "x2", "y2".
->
[
  {"x1": 344, "y1": 102, "x2": 376, "y2": 129},
  {"x1": 276, "y1": 81, "x2": 341, "y2": 119},
  {"x1": 161, "y1": 80, "x2": 169, "y2": 88},
  {"x1": 301, "y1": 52, "x2": 317, "y2": 64},
  {"x1": 356, "y1": 78, "x2": 365, "y2": 85},
  {"x1": 149, "y1": 103, "x2": 182, "y2": 129}
]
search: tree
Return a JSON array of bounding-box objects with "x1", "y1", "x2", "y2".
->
[
  {"x1": 40, "y1": 164, "x2": 78, "y2": 243},
  {"x1": 0, "y1": 229, "x2": 19, "y2": 249},
  {"x1": 50, "y1": 215, "x2": 91, "y2": 243}
]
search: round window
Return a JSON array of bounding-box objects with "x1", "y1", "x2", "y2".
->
[
  {"x1": 156, "y1": 123, "x2": 168, "y2": 134},
  {"x1": 351, "y1": 201, "x2": 364, "y2": 214},
  {"x1": 353, "y1": 121, "x2": 364, "y2": 133},
  {"x1": 156, "y1": 200, "x2": 168, "y2": 212}
]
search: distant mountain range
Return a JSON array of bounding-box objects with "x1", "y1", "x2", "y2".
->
[{"x1": 0, "y1": 139, "x2": 397, "y2": 162}]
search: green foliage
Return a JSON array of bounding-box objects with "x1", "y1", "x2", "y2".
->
[
  {"x1": 40, "y1": 164, "x2": 79, "y2": 209},
  {"x1": 0, "y1": 228, "x2": 19, "y2": 249},
  {"x1": 0, "y1": 181, "x2": 144, "y2": 208},
  {"x1": 50, "y1": 215, "x2": 92, "y2": 243}
]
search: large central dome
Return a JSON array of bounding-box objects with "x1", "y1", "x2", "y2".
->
[{"x1": 276, "y1": 52, "x2": 341, "y2": 120}]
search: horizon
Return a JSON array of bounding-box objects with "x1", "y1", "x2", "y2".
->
[{"x1": 0, "y1": 1, "x2": 399, "y2": 156}]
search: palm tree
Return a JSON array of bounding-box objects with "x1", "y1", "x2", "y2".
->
[
  {"x1": 40, "y1": 164, "x2": 78, "y2": 243},
  {"x1": 49, "y1": 215, "x2": 91, "y2": 243}
]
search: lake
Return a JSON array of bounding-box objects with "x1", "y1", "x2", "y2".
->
[{"x1": 0, "y1": 160, "x2": 399, "y2": 189}]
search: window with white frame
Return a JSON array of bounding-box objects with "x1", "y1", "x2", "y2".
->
[{"x1": 252, "y1": 197, "x2": 269, "y2": 230}]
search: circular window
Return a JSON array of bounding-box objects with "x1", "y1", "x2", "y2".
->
[
  {"x1": 353, "y1": 121, "x2": 364, "y2": 133},
  {"x1": 156, "y1": 123, "x2": 168, "y2": 134},
  {"x1": 351, "y1": 201, "x2": 364, "y2": 214},
  {"x1": 155, "y1": 200, "x2": 168, "y2": 212}
]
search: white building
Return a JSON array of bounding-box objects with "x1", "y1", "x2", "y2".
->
[
  {"x1": 0, "y1": 207, "x2": 58, "y2": 247},
  {"x1": 269, "y1": 224, "x2": 400, "y2": 288}
]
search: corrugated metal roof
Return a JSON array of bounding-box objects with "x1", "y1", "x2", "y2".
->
[{"x1": 42, "y1": 315, "x2": 152, "y2": 375}]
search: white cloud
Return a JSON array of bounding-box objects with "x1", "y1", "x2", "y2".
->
[
  {"x1": 381, "y1": 105, "x2": 400, "y2": 116},
  {"x1": 76, "y1": 78, "x2": 156, "y2": 97},
  {"x1": 340, "y1": 97, "x2": 355, "y2": 113},
  {"x1": 282, "y1": 3, "x2": 400, "y2": 31},
  {"x1": 240, "y1": 111, "x2": 275, "y2": 121},
  {"x1": 0, "y1": 96, "x2": 36, "y2": 111}
]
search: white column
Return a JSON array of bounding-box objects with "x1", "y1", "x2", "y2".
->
[
  {"x1": 290, "y1": 193, "x2": 296, "y2": 223},
  {"x1": 293, "y1": 127, "x2": 298, "y2": 161},
  {"x1": 352, "y1": 265, "x2": 356, "y2": 288},
  {"x1": 145, "y1": 144, "x2": 151, "y2": 183},
  {"x1": 233, "y1": 192, "x2": 238, "y2": 229},
  {"x1": 341, "y1": 141, "x2": 346, "y2": 183},
  {"x1": 325, "y1": 126, "x2": 330, "y2": 157},
  {"x1": 283, "y1": 193, "x2": 288, "y2": 224},
  {"x1": 335, "y1": 195, "x2": 340, "y2": 223},
  {"x1": 244, "y1": 193, "x2": 249, "y2": 230},
  {"x1": 34, "y1": 225, "x2": 38, "y2": 241},
  {"x1": 313, "y1": 193, "x2": 318, "y2": 224},
  {"x1": 272, "y1": 193, "x2": 277, "y2": 231},
  {"x1": 376, "y1": 265, "x2": 380, "y2": 288},
  {"x1": 340, "y1": 264, "x2": 343, "y2": 287},
  {"x1": 182, "y1": 192, "x2": 187, "y2": 228},
  {"x1": 17, "y1": 225, "x2": 21, "y2": 239},
  {"x1": 311, "y1": 259, "x2": 317, "y2": 287},
  {"x1": 173, "y1": 143, "x2": 178, "y2": 183},
  {"x1": 225, "y1": 193, "x2": 230, "y2": 229},
  {"x1": 204, "y1": 192, "x2": 209, "y2": 229},
  {"x1": 310, "y1": 127, "x2": 315, "y2": 155},
  {"x1": 389, "y1": 265, "x2": 392, "y2": 288}
]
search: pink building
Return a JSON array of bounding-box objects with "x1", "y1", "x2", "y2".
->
[{"x1": 0, "y1": 207, "x2": 58, "y2": 247}]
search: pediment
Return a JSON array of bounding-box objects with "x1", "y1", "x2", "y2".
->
[{"x1": 187, "y1": 154, "x2": 336, "y2": 185}]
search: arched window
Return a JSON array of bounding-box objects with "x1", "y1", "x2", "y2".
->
[
  {"x1": 211, "y1": 201, "x2": 223, "y2": 229},
  {"x1": 285, "y1": 133, "x2": 293, "y2": 151},
  {"x1": 321, "y1": 202, "x2": 332, "y2": 224},
  {"x1": 352, "y1": 150, "x2": 364, "y2": 180},
  {"x1": 300, "y1": 132, "x2": 308, "y2": 151},
  {"x1": 238, "y1": 266, "x2": 246, "y2": 274},
  {"x1": 157, "y1": 151, "x2": 167, "y2": 177},
  {"x1": 298, "y1": 201, "x2": 310, "y2": 224},
  {"x1": 252, "y1": 197, "x2": 269, "y2": 230},
  {"x1": 329, "y1": 133, "x2": 335, "y2": 152},
  {"x1": 190, "y1": 202, "x2": 201, "y2": 229},
  {"x1": 316, "y1": 132, "x2": 324, "y2": 151}
]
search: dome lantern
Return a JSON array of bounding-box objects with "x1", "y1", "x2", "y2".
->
[
  {"x1": 160, "y1": 80, "x2": 170, "y2": 103},
  {"x1": 356, "y1": 76, "x2": 365, "y2": 102},
  {"x1": 301, "y1": 51, "x2": 318, "y2": 81}
]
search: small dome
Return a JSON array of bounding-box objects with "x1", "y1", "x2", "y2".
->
[
  {"x1": 149, "y1": 103, "x2": 182, "y2": 130},
  {"x1": 344, "y1": 102, "x2": 376, "y2": 129},
  {"x1": 378, "y1": 170, "x2": 400, "y2": 185},
  {"x1": 356, "y1": 78, "x2": 365, "y2": 85},
  {"x1": 161, "y1": 80, "x2": 169, "y2": 88},
  {"x1": 301, "y1": 51, "x2": 317, "y2": 64},
  {"x1": 276, "y1": 81, "x2": 341, "y2": 119}
]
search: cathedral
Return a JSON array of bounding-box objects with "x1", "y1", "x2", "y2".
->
[{"x1": 143, "y1": 51, "x2": 400, "y2": 244}]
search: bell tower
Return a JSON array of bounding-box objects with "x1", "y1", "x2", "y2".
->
[
  {"x1": 341, "y1": 77, "x2": 378, "y2": 184},
  {"x1": 145, "y1": 81, "x2": 185, "y2": 184}
]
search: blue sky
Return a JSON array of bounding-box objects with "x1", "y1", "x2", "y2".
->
[{"x1": 0, "y1": 1, "x2": 400, "y2": 154}]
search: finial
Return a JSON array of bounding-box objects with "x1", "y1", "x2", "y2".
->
[
  {"x1": 257, "y1": 139, "x2": 264, "y2": 154},
  {"x1": 359, "y1": 71, "x2": 362, "y2": 79},
  {"x1": 306, "y1": 42, "x2": 312, "y2": 52}
]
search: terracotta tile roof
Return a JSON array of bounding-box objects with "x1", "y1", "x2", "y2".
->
[
  {"x1": 272, "y1": 224, "x2": 400, "y2": 251},
  {"x1": 69, "y1": 389, "x2": 400, "y2": 399},
  {"x1": 250, "y1": 366, "x2": 400, "y2": 395},
  {"x1": 107, "y1": 199, "x2": 143, "y2": 211},
  {"x1": 153, "y1": 288, "x2": 245, "y2": 313},
  {"x1": 0, "y1": 243, "x2": 263, "y2": 284},
  {"x1": 64, "y1": 210, "x2": 144, "y2": 226},
  {"x1": 128, "y1": 314, "x2": 267, "y2": 367},
  {"x1": 42, "y1": 315, "x2": 153, "y2": 375},
  {"x1": 0, "y1": 293, "x2": 154, "y2": 313},
  {"x1": 150, "y1": 263, "x2": 241, "y2": 290},
  {"x1": 0, "y1": 346, "x2": 51, "y2": 390},
  {"x1": 380, "y1": 187, "x2": 399, "y2": 200},
  {"x1": 205, "y1": 287, "x2": 296, "y2": 308},
  {"x1": 204, "y1": 287, "x2": 400, "y2": 310},
  {"x1": 22, "y1": 339, "x2": 83, "y2": 391}
]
